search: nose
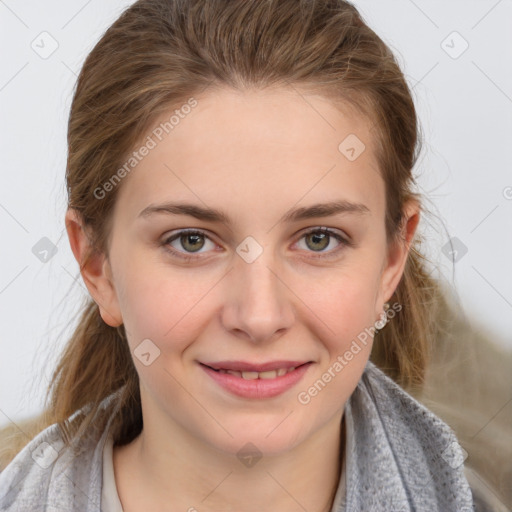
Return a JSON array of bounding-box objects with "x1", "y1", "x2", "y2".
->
[{"x1": 220, "y1": 252, "x2": 295, "y2": 344}]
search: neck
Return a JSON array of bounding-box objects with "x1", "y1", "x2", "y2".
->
[{"x1": 113, "y1": 409, "x2": 345, "y2": 512}]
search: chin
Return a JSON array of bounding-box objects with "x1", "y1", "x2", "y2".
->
[{"x1": 207, "y1": 418, "x2": 307, "y2": 459}]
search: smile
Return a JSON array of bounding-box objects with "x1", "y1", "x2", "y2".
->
[
  {"x1": 211, "y1": 366, "x2": 298, "y2": 379},
  {"x1": 199, "y1": 361, "x2": 313, "y2": 399}
]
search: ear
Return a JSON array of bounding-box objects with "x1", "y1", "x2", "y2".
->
[
  {"x1": 65, "y1": 208, "x2": 123, "y2": 327},
  {"x1": 375, "y1": 199, "x2": 421, "y2": 317}
]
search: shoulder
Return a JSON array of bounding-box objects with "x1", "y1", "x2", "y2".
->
[
  {"x1": 343, "y1": 361, "x2": 475, "y2": 511},
  {"x1": 360, "y1": 361, "x2": 459, "y2": 441},
  {"x1": 355, "y1": 361, "x2": 464, "y2": 453},
  {"x1": 0, "y1": 393, "x2": 120, "y2": 512},
  {"x1": 0, "y1": 413, "x2": 48, "y2": 473},
  {"x1": 358, "y1": 363, "x2": 510, "y2": 511},
  {"x1": 0, "y1": 421, "x2": 72, "y2": 510}
]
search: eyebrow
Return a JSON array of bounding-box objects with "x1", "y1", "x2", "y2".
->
[{"x1": 138, "y1": 199, "x2": 370, "y2": 225}]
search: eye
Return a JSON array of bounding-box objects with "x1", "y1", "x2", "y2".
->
[
  {"x1": 162, "y1": 229, "x2": 218, "y2": 261},
  {"x1": 162, "y1": 227, "x2": 352, "y2": 262},
  {"x1": 294, "y1": 227, "x2": 352, "y2": 258}
]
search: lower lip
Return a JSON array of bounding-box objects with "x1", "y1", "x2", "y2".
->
[{"x1": 200, "y1": 362, "x2": 313, "y2": 399}]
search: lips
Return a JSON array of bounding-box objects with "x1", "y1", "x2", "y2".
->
[
  {"x1": 200, "y1": 360, "x2": 311, "y2": 372},
  {"x1": 200, "y1": 361, "x2": 313, "y2": 399}
]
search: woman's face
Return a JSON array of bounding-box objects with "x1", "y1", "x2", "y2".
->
[{"x1": 76, "y1": 86, "x2": 417, "y2": 456}]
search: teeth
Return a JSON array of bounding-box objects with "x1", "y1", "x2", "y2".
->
[
  {"x1": 258, "y1": 370, "x2": 277, "y2": 379},
  {"x1": 217, "y1": 367, "x2": 297, "y2": 379},
  {"x1": 241, "y1": 371, "x2": 259, "y2": 380}
]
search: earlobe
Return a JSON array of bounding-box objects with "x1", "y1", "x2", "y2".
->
[{"x1": 64, "y1": 208, "x2": 123, "y2": 327}]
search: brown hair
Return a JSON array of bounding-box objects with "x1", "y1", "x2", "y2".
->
[{"x1": 3, "y1": 0, "x2": 445, "y2": 459}]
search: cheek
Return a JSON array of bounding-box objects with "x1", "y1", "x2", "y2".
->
[
  {"x1": 115, "y1": 259, "x2": 217, "y2": 350},
  {"x1": 298, "y1": 268, "x2": 379, "y2": 393},
  {"x1": 302, "y1": 268, "x2": 380, "y2": 341},
  {"x1": 298, "y1": 279, "x2": 376, "y2": 408}
]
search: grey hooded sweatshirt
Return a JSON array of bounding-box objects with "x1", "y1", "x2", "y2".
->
[{"x1": 0, "y1": 361, "x2": 475, "y2": 511}]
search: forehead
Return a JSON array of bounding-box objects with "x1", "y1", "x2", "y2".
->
[{"x1": 114, "y1": 86, "x2": 384, "y2": 227}]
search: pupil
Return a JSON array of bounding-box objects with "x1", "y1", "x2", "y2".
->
[
  {"x1": 183, "y1": 233, "x2": 204, "y2": 252},
  {"x1": 308, "y1": 232, "x2": 328, "y2": 251}
]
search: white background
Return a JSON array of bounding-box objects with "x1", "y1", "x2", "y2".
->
[{"x1": 1, "y1": 0, "x2": 511, "y2": 426}]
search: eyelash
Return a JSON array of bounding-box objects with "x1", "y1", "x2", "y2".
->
[{"x1": 161, "y1": 227, "x2": 353, "y2": 262}]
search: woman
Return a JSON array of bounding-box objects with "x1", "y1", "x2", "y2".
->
[{"x1": 0, "y1": 0, "x2": 485, "y2": 510}]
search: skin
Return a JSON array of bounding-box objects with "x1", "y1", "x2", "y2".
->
[{"x1": 66, "y1": 86, "x2": 419, "y2": 512}]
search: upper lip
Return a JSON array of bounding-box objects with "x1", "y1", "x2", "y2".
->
[{"x1": 200, "y1": 360, "x2": 311, "y2": 372}]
